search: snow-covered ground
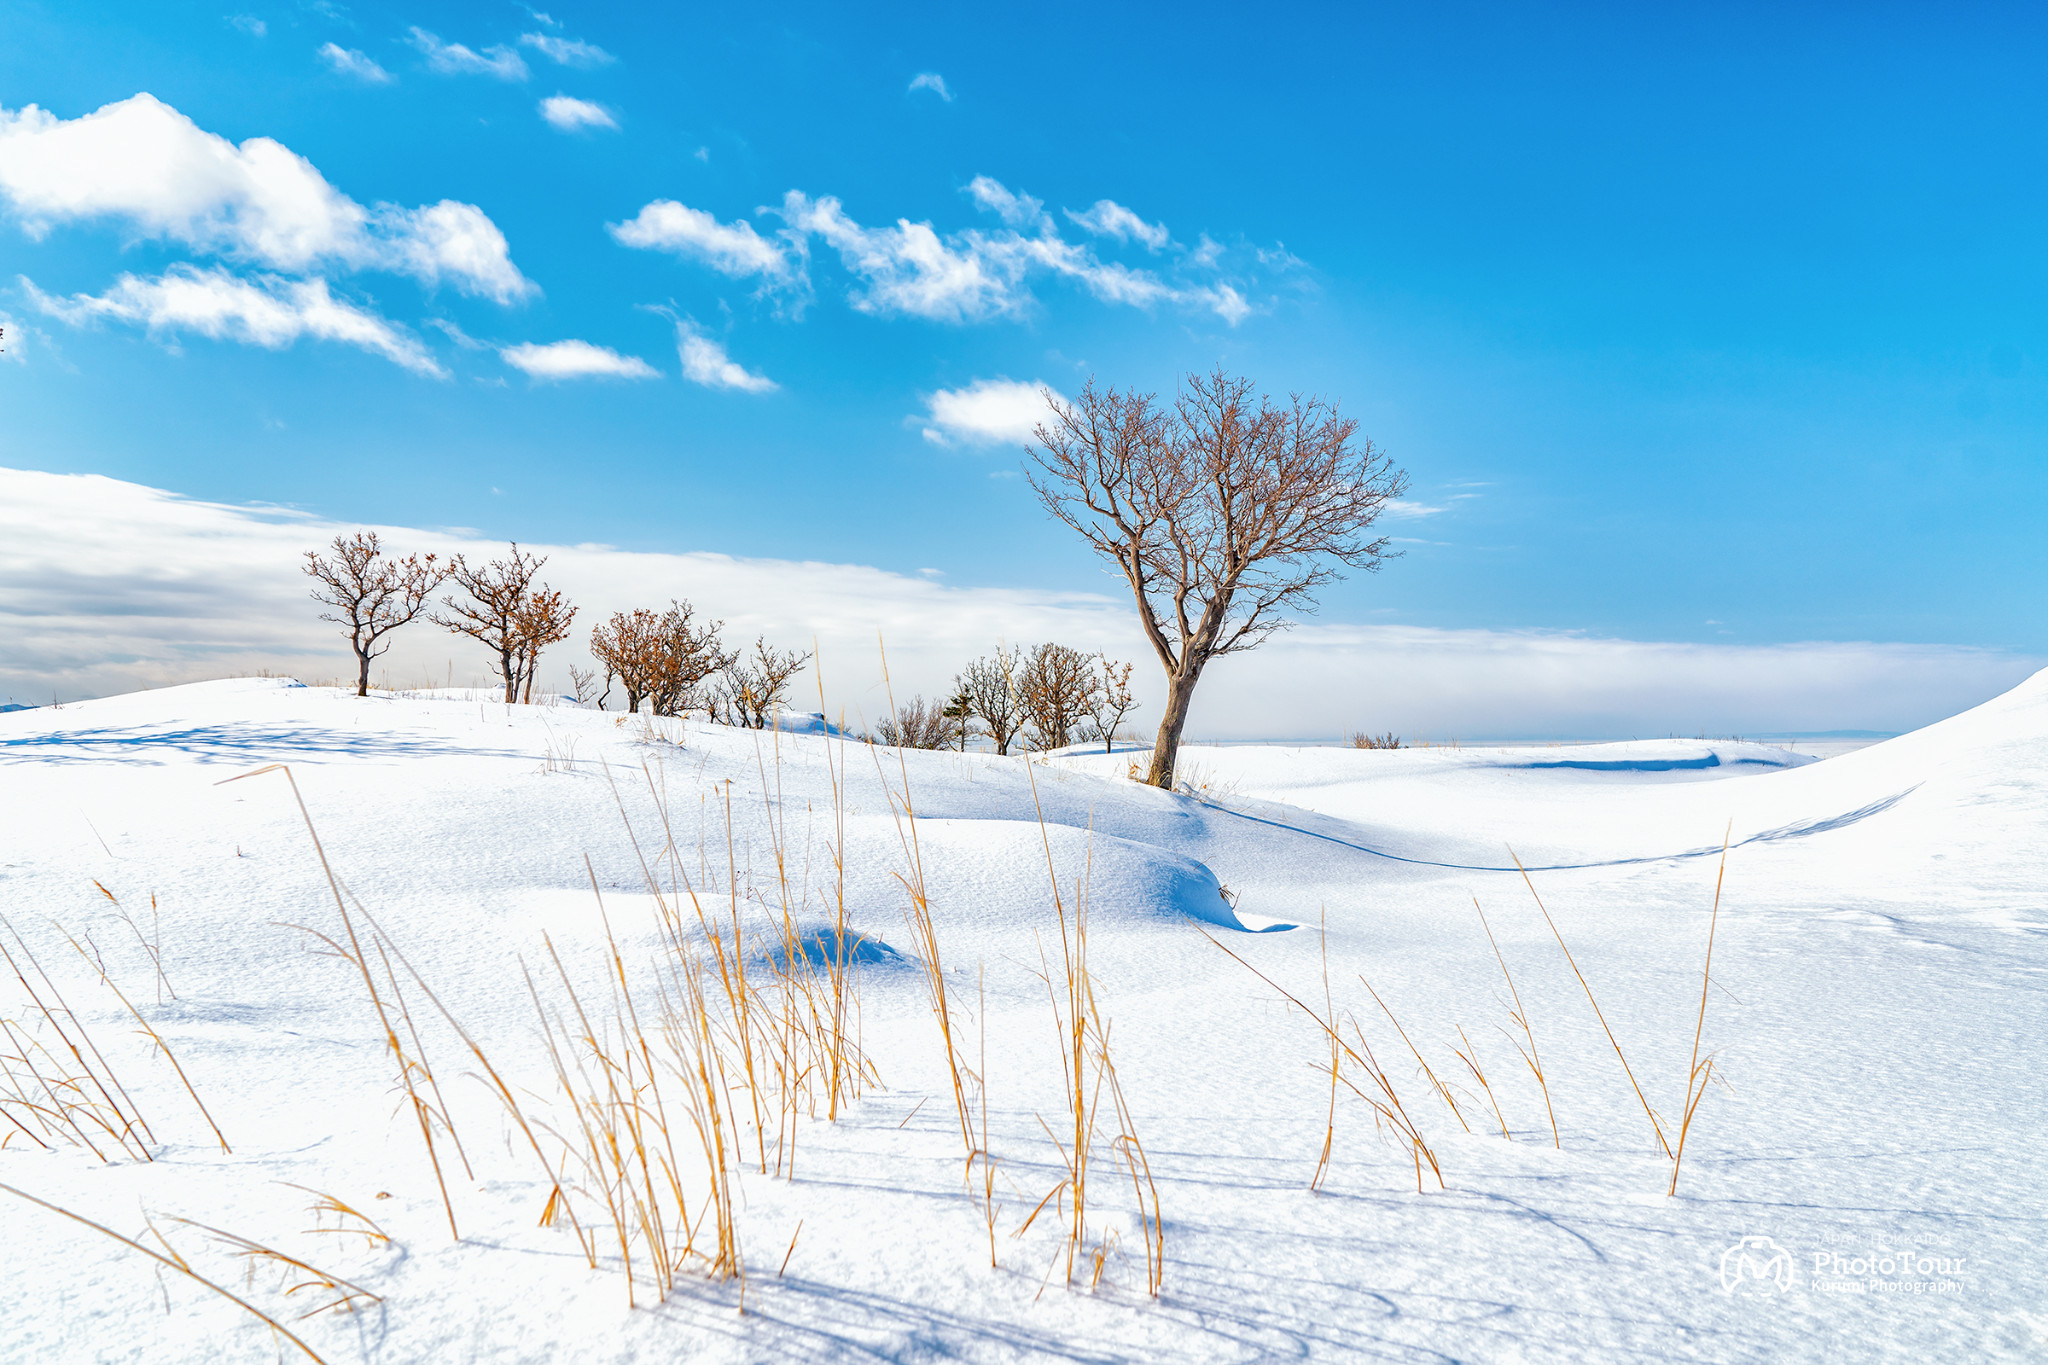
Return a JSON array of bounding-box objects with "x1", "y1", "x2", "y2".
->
[{"x1": 2, "y1": 673, "x2": 2042, "y2": 1362}]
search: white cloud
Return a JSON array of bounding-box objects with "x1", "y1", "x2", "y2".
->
[
  {"x1": 919, "y1": 377, "x2": 1064, "y2": 447},
  {"x1": 675, "y1": 322, "x2": 774, "y2": 393},
  {"x1": 228, "y1": 14, "x2": 266, "y2": 37},
  {"x1": 907, "y1": 72, "x2": 952, "y2": 101},
  {"x1": 1197, "y1": 282, "x2": 1251, "y2": 325},
  {"x1": 0, "y1": 94, "x2": 534, "y2": 304},
  {"x1": 319, "y1": 44, "x2": 394, "y2": 84},
  {"x1": 539, "y1": 94, "x2": 617, "y2": 132},
  {"x1": 1064, "y1": 199, "x2": 1169, "y2": 251},
  {"x1": 500, "y1": 338, "x2": 656, "y2": 380},
  {"x1": 407, "y1": 28, "x2": 529, "y2": 81},
  {"x1": 518, "y1": 32, "x2": 615, "y2": 67},
  {"x1": 1, "y1": 463, "x2": 2038, "y2": 739},
  {"x1": 965, "y1": 175, "x2": 1044, "y2": 229},
  {"x1": 1384, "y1": 499, "x2": 1449, "y2": 519},
  {"x1": 608, "y1": 200, "x2": 803, "y2": 285},
  {"x1": 23, "y1": 264, "x2": 446, "y2": 376},
  {"x1": 618, "y1": 176, "x2": 1251, "y2": 326}
]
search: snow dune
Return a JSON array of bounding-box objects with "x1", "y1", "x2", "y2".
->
[{"x1": 1, "y1": 671, "x2": 2043, "y2": 1361}]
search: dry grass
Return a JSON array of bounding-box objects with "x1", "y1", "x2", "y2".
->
[
  {"x1": 1016, "y1": 762, "x2": 1163, "y2": 1296},
  {"x1": 1201, "y1": 925, "x2": 1444, "y2": 1192},
  {"x1": 91, "y1": 881, "x2": 176, "y2": 1004},
  {"x1": 224, "y1": 764, "x2": 467, "y2": 1241},
  {"x1": 1472, "y1": 896, "x2": 1558, "y2": 1146},
  {"x1": 166, "y1": 1215, "x2": 383, "y2": 1318},
  {"x1": 59, "y1": 924, "x2": 230, "y2": 1153},
  {"x1": 1508, "y1": 850, "x2": 1671, "y2": 1159},
  {"x1": 0, "y1": 1181, "x2": 332, "y2": 1363},
  {"x1": 0, "y1": 919, "x2": 156, "y2": 1161},
  {"x1": 1668, "y1": 828, "x2": 1732, "y2": 1196}
]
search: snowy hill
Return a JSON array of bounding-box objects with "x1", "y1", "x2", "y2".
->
[{"x1": 2, "y1": 672, "x2": 2043, "y2": 1362}]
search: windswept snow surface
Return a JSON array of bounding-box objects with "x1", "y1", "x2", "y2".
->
[{"x1": 2, "y1": 673, "x2": 2044, "y2": 1362}]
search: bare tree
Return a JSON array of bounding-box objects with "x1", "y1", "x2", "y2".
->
[
  {"x1": 304, "y1": 532, "x2": 449, "y2": 697},
  {"x1": 712, "y1": 638, "x2": 812, "y2": 729},
  {"x1": 510, "y1": 586, "x2": 576, "y2": 702},
  {"x1": 434, "y1": 544, "x2": 545, "y2": 703},
  {"x1": 568, "y1": 664, "x2": 610, "y2": 709},
  {"x1": 959, "y1": 645, "x2": 1026, "y2": 755},
  {"x1": 1086, "y1": 656, "x2": 1141, "y2": 753},
  {"x1": 1018, "y1": 642, "x2": 1099, "y2": 752},
  {"x1": 876, "y1": 694, "x2": 959, "y2": 750},
  {"x1": 1028, "y1": 370, "x2": 1406, "y2": 788}
]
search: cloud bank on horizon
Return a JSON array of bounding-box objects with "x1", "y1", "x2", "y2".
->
[{"x1": 0, "y1": 465, "x2": 2032, "y2": 738}]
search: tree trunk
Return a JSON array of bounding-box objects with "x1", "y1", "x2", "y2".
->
[
  {"x1": 355, "y1": 646, "x2": 371, "y2": 698},
  {"x1": 500, "y1": 645, "x2": 517, "y2": 703},
  {"x1": 1142, "y1": 666, "x2": 1204, "y2": 789}
]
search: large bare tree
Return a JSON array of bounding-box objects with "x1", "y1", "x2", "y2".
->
[
  {"x1": 303, "y1": 532, "x2": 449, "y2": 697},
  {"x1": 1028, "y1": 369, "x2": 1407, "y2": 788},
  {"x1": 435, "y1": 544, "x2": 547, "y2": 703}
]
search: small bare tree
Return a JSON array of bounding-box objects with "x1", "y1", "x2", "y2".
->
[
  {"x1": 876, "y1": 694, "x2": 959, "y2": 750},
  {"x1": 434, "y1": 544, "x2": 545, "y2": 703},
  {"x1": 959, "y1": 645, "x2": 1026, "y2": 755},
  {"x1": 510, "y1": 586, "x2": 576, "y2": 702},
  {"x1": 568, "y1": 664, "x2": 610, "y2": 709},
  {"x1": 304, "y1": 532, "x2": 449, "y2": 697},
  {"x1": 712, "y1": 638, "x2": 811, "y2": 729},
  {"x1": 1086, "y1": 656, "x2": 1141, "y2": 753},
  {"x1": 1028, "y1": 370, "x2": 1406, "y2": 788},
  {"x1": 1018, "y1": 642, "x2": 1099, "y2": 752}
]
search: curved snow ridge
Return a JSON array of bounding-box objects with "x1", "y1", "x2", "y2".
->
[
  {"x1": 894, "y1": 817, "x2": 1292, "y2": 934},
  {"x1": 1186, "y1": 785, "x2": 1921, "y2": 874}
]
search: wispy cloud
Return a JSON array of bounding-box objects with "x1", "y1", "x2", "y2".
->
[
  {"x1": 318, "y1": 43, "x2": 394, "y2": 84},
  {"x1": 407, "y1": 28, "x2": 529, "y2": 81},
  {"x1": 0, "y1": 94, "x2": 534, "y2": 303},
  {"x1": 1064, "y1": 199, "x2": 1169, "y2": 251},
  {"x1": 539, "y1": 94, "x2": 617, "y2": 132},
  {"x1": 674, "y1": 321, "x2": 774, "y2": 392},
  {"x1": 518, "y1": 32, "x2": 615, "y2": 67},
  {"x1": 615, "y1": 176, "x2": 1258, "y2": 326},
  {"x1": 1384, "y1": 499, "x2": 1450, "y2": 518},
  {"x1": 907, "y1": 72, "x2": 952, "y2": 101},
  {"x1": 918, "y1": 377, "x2": 1065, "y2": 447},
  {"x1": 23, "y1": 265, "x2": 447, "y2": 375},
  {"x1": 227, "y1": 14, "x2": 266, "y2": 37},
  {"x1": 500, "y1": 338, "x2": 656, "y2": 380}
]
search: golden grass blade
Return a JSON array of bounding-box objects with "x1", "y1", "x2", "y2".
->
[{"x1": 0, "y1": 1183, "x2": 331, "y2": 1363}]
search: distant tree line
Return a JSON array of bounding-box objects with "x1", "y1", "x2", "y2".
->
[
  {"x1": 879, "y1": 644, "x2": 1140, "y2": 755},
  {"x1": 305, "y1": 368, "x2": 1405, "y2": 779}
]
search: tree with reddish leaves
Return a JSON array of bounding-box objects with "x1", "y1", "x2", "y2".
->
[
  {"x1": 303, "y1": 532, "x2": 449, "y2": 697},
  {"x1": 1027, "y1": 369, "x2": 1406, "y2": 789},
  {"x1": 434, "y1": 544, "x2": 575, "y2": 703}
]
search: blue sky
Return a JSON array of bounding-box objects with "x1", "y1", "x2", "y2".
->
[{"x1": 2, "y1": 0, "x2": 2044, "y2": 666}]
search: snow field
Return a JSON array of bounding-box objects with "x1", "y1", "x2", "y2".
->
[{"x1": 1, "y1": 673, "x2": 2045, "y2": 1362}]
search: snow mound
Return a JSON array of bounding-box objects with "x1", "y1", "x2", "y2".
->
[{"x1": 891, "y1": 818, "x2": 1290, "y2": 934}]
